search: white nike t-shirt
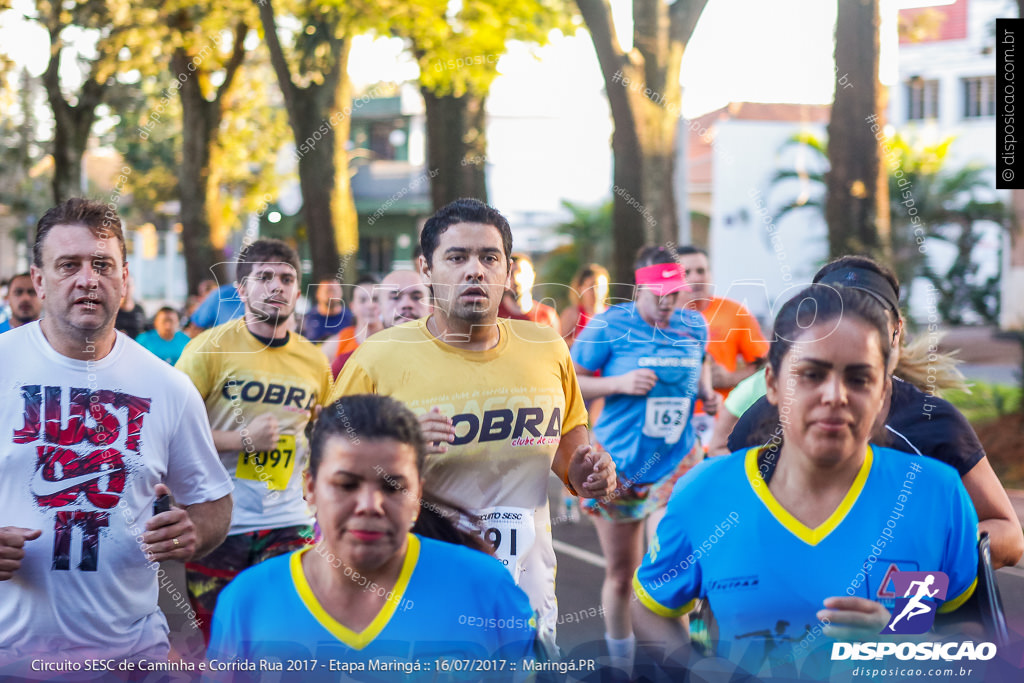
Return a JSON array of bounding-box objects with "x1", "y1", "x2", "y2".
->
[{"x1": 0, "y1": 323, "x2": 233, "y2": 665}]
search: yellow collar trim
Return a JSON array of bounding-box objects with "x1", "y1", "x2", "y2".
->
[
  {"x1": 745, "y1": 446, "x2": 873, "y2": 546},
  {"x1": 291, "y1": 533, "x2": 420, "y2": 650}
]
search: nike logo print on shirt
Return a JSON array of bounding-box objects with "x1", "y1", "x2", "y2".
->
[{"x1": 30, "y1": 466, "x2": 124, "y2": 498}]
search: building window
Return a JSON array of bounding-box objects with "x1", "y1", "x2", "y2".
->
[
  {"x1": 906, "y1": 78, "x2": 939, "y2": 120},
  {"x1": 351, "y1": 119, "x2": 409, "y2": 161},
  {"x1": 962, "y1": 76, "x2": 995, "y2": 118},
  {"x1": 356, "y1": 235, "x2": 395, "y2": 276}
]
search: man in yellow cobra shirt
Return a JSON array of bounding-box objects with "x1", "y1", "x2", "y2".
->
[
  {"x1": 330, "y1": 198, "x2": 617, "y2": 649},
  {"x1": 176, "y1": 238, "x2": 331, "y2": 643}
]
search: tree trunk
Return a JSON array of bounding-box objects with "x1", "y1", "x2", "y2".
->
[
  {"x1": 44, "y1": 37, "x2": 105, "y2": 203},
  {"x1": 1001, "y1": 189, "x2": 1024, "y2": 329},
  {"x1": 288, "y1": 40, "x2": 353, "y2": 283},
  {"x1": 50, "y1": 119, "x2": 87, "y2": 202},
  {"x1": 294, "y1": 98, "x2": 344, "y2": 281},
  {"x1": 577, "y1": 0, "x2": 706, "y2": 292},
  {"x1": 826, "y1": 0, "x2": 890, "y2": 260},
  {"x1": 173, "y1": 49, "x2": 225, "y2": 292},
  {"x1": 422, "y1": 89, "x2": 488, "y2": 209},
  {"x1": 258, "y1": 0, "x2": 352, "y2": 283}
]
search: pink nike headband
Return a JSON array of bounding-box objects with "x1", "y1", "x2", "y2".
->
[{"x1": 634, "y1": 262, "x2": 691, "y2": 296}]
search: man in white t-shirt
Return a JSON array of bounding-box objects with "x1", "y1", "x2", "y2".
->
[{"x1": 0, "y1": 198, "x2": 233, "y2": 669}]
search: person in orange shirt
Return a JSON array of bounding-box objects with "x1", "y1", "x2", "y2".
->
[
  {"x1": 675, "y1": 246, "x2": 768, "y2": 448},
  {"x1": 323, "y1": 276, "x2": 381, "y2": 378}
]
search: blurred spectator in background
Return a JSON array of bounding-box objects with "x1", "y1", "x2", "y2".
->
[
  {"x1": 115, "y1": 276, "x2": 148, "y2": 338},
  {"x1": 187, "y1": 283, "x2": 245, "y2": 335},
  {"x1": 498, "y1": 253, "x2": 558, "y2": 327},
  {"x1": 137, "y1": 306, "x2": 191, "y2": 365},
  {"x1": 377, "y1": 269, "x2": 431, "y2": 329},
  {"x1": 300, "y1": 277, "x2": 353, "y2": 342},
  {"x1": 325, "y1": 276, "x2": 383, "y2": 378},
  {"x1": 676, "y1": 245, "x2": 767, "y2": 450},
  {"x1": 560, "y1": 263, "x2": 609, "y2": 346},
  {"x1": 0, "y1": 272, "x2": 42, "y2": 333}
]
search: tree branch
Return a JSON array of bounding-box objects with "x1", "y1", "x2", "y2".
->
[
  {"x1": 215, "y1": 21, "x2": 249, "y2": 108},
  {"x1": 576, "y1": 0, "x2": 627, "y2": 76},
  {"x1": 257, "y1": 0, "x2": 298, "y2": 121},
  {"x1": 669, "y1": 0, "x2": 708, "y2": 46}
]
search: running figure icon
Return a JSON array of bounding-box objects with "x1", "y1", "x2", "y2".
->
[{"x1": 888, "y1": 574, "x2": 940, "y2": 631}]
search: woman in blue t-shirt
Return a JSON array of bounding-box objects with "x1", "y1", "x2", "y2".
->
[
  {"x1": 632, "y1": 285, "x2": 979, "y2": 679},
  {"x1": 208, "y1": 395, "x2": 537, "y2": 680}
]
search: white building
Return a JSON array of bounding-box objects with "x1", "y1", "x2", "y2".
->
[
  {"x1": 889, "y1": 0, "x2": 1012, "y2": 326},
  {"x1": 696, "y1": 0, "x2": 1011, "y2": 328}
]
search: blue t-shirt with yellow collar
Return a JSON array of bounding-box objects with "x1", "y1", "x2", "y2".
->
[
  {"x1": 209, "y1": 534, "x2": 536, "y2": 681},
  {"x1": 634, "y1": 445, "x2": 978, "y2": 674}
]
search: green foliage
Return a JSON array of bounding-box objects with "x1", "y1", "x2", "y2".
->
[
  {"x1": 536, "y1": 199, "x2": 613, "y2": 307},
  {"x1": 392, "y1": 0, "x2": 573, "y2": 97},
  {"x1": 208, "y1": 55, "x2": 291, "y2": 237},
  {"x1": 945, "y1": 381, "x2": 1021, "y2": 424},
  {"x1": 769, "y1": 132, "x2": 1008, "y2": 324},
  {"x1": 105, "y1": 76, "x2": 181, "y2": 224}
]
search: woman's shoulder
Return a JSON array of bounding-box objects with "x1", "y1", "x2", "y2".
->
[
  {"x1": 416, "y1": 536, "x2": 508, "y2": 575},
  {"x1": 869, "y1": 444, "x2": 962, "y2": 483},
  {"x1": 218, "y1": 550, "x2": 297, "y2": 611},
  {"x1": 413, "y1": 536, "x2": 529, "y2": 598}
]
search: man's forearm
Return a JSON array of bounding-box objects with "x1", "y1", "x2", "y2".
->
[{"x1": 186, "y1": 494, "x2": 232, "y2": 560}]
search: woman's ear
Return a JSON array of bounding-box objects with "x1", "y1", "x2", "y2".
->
[{"x1": 764, "y1": 364, "x2": 779, "y2": 407}]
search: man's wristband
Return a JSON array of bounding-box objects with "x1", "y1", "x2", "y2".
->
[{"x1": 562, "y1": 473, "x2": 578, "y2": 497}]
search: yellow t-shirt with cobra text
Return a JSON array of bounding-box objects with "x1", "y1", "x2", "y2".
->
[
  {"x1": 329, "y1": 316, "x2": 587, "y2": 637},
  {"x1": 176, "y1": 319, "x2": 331, "y2": 534}
]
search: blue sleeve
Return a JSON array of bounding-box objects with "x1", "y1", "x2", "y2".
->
[
  {"x1": 938, "y1": 470, "x2": 979, "y2": 613},
  {"x1": 570, "y1": 312, "x2": 613, "y2": 372},
  {"x1": 190, "y1": 287, "x2": 227, "y2": 329},
  {"x1": 207, "y1": 578, "x2": 249, "y2": 661},
  {"x1": 633, "y1": 473, "x2": 705, "y2": 617}
]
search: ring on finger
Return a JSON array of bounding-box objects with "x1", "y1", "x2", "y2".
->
[{"x1": 172, "y1": 537, "x2": 180, "y2": 547}]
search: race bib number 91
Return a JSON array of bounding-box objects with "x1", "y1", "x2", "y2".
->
[
  {"x1": 237, "y1": 434, "x2": 296, "y2": 490},
  {"x1": 473, "y1": 506, "x2": 536, "y2": 585}
]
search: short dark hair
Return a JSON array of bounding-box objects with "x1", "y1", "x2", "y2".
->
[
  {"x1": 235, "y1": 238, "x2": 301, "y2": 282},
  {"x1": 350, "y1": 275, "x2": 379, "y2": 303},
  {"x1": 154, "y1": 306, "x2": 179, "y2": 322},
  {"x1": 34, "y1": 198, "x2": 127, "y2": 267},
  {"x1": 420, "y1": 198, "x2": 513, "y2": 268},
  {"x1": 8, "y1": 272, "x2": 32, "y2": 286},
  {"x1": 634, "y1": 245, "x2": 677, "y2": 271},
  {"x1": 675, "y1": 245, "x2": 708, "y2": 258},
  {"x1": 308, "y1": 395, "x2": 427, "y2": 480}
]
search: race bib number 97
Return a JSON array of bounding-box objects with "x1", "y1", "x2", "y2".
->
[
  {"x1": 643, "y1": 397, "x2": 691, "y2": 445},
  {"x1": 237, "y1": 434, "x2": 296, "y2": 490}
]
